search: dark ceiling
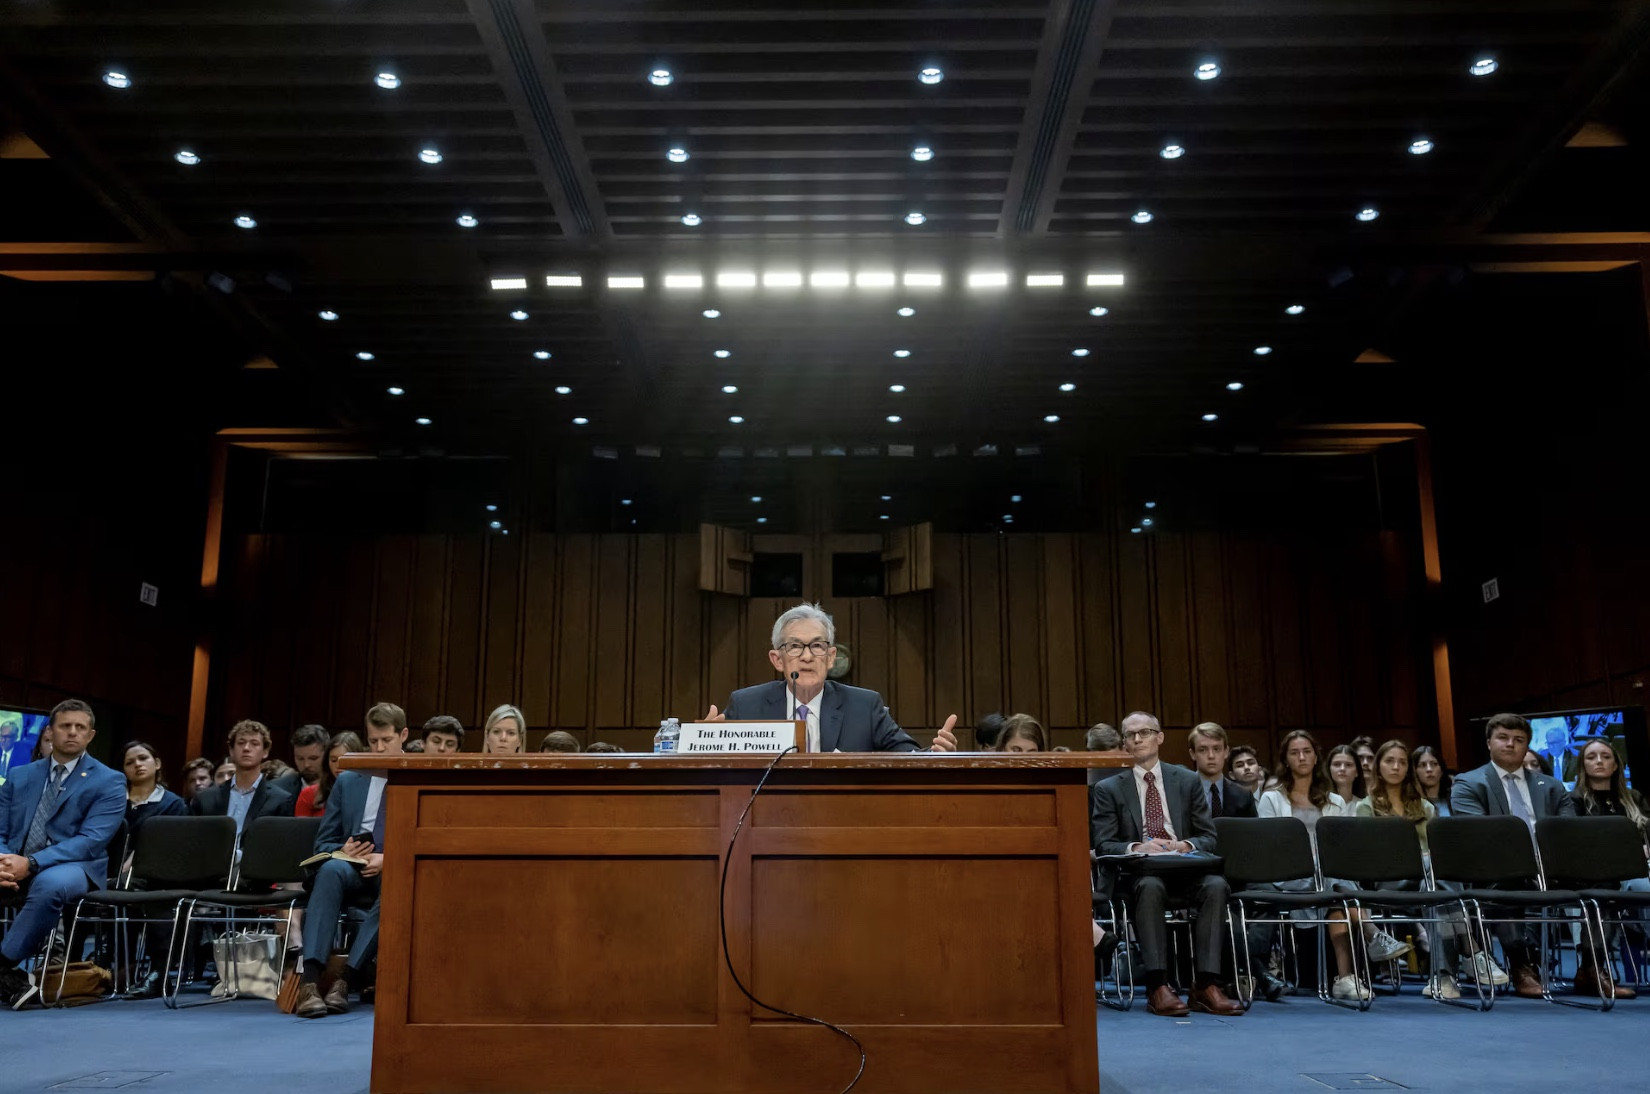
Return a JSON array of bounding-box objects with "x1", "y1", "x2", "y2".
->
[{"x1": 3, "y1": 0, "x2": 1649, "y2": 532}]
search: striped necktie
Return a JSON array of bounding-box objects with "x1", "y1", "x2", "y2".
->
[{"x1": 23, "y1": 764, "x2": 68, "y2": 856}]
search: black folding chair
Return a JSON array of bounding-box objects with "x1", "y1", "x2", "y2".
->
[
  {"x1": 1536, "y1": 816, "x2": 1650, "y2": 999},
  {"x1": 1090, "y1": 850, "x2": 1133, "y2": 1010},
  {"x1": 1428, "y1": 815, "x2": 1605, "y2": 1011},
  {"x1": 62, "y1": 817, "x2": 237, "y2": 1005},
  {"x1": 167, "y1": 816, "x2": 321, "y2": 1008},
  {"x1": 1214, "y1": 817, "x2": 1341, "y2": 1009}
]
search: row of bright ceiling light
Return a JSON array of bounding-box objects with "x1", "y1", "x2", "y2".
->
[{"x1": 488, "y1": 271, "x2": 1125, "y2": 291}]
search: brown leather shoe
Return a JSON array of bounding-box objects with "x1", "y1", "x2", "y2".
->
[
  {"x1": 1511, "y1": 965, "x2": 1544, "y2": 999},
  {"x1": 294, "y1": 982, "x2": 327, "y2": 1019},
  {"x1": 1146, "y1": 984, "x2": 1190, "y2": 1017},
  {"x1": 1573, "y1": 965, "x2": 1633, "y2": 1000},
  {"x1": 323, "y1": 979, "x2": 351, "y2": 1014},
  {"x1": 1191, "y1": 982, "x2": 1243, "y2": 1016}
]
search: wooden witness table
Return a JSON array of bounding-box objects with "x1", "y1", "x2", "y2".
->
[{"x1": 340, "y1": 751, "x2": 1129, "y2": 1094}]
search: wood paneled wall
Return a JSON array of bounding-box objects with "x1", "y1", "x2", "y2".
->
[{"x1": 212, "y1": 529, "x2": 1430, "y2": 759}]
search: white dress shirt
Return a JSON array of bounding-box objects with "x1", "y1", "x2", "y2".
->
[
  {"x1": 362, "y1": 774, "x2": 388, "y2": 833},
  {"x1": 786, "y1": 690, "x2": 822, "y2": 753},
  {"x1": 1129, "y1": 760, "x2": 1179, "y2": 848},
  {"x1": 1493, "y1": 762, "x2": 1536, "y2": 821}
]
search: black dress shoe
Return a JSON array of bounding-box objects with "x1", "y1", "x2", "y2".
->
[
  {"x1": 121, "y1": 971, "x2": 163, "y2": 1000},
  {"x1": 0, "y1": 966, "x2": 38, "y2": 1010}
]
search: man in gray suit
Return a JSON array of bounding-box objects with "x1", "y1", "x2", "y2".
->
[
  {"x1": 1091, "y1": 711, "x2": 1241, "y2": 1017},
  {"x1": 1450, "y1": 711, "x2": 1574, "y2": 997},
  {"x1": 704, "y1": 603, "x2": 958, "y2": 752}
]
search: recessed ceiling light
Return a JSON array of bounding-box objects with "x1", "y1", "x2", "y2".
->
[
  {"x1": 572, "y1": 416, "x2": 589, "y2": 425},
  {"x1": 174, "y1": 149, "x2": 200, "y2": 166},
  {"x1": 607, "y1": 275, "x2": 645, "y2": 289},
  {"x1": 1160, "y1": 143, "x2": 1186, "y2": 160},
  {"x1": 728, "y1": 415, "x2": 745, "y2": 424},
  {"x1": 1141, "y1": 518, "x2": 1154, "y2": 528},
  {"x1": 713, "y1": 349, "x2": 731, "y2": 358},
  {"x1": 545, "y1": 275, "x2": 583, "y2": 287},
  {"x1": 716, "y1": 271, "x2": 757, "y2": 288},
  {"x1": 893, "y1": 349, "x2": 911, "y2": 358},
  {"x1": 510, "y1": 309, "x2": 529, "y2": 320},
  {"x1": 903, "y1": 271, "x2": 943, "y2": 287},
  {"x1": 533, "y1": 350, "x2": 551, "y2": 360},
  {"x1": 1131, "y1": 210, "x2": 1154, "y2": 224},
  {"x1": 418, "y1": 147, "x2": 443, "y2": 165},
  {"x1": 1226, "y1": 381, "x2": 1245, "y2": 391},
  {"x1": 1469, "y1": 57, "x2": 1498, "y2": 77},
  {"x1": 968, "y1": 271, "x2": 1009, "y2": 288},
  {"x1": 721, "y1": 384, "x2": 738, "y2": 394},
  {"x1": 763, "y1": 271, "x2": 803, "y2": 288},
  {"x1": 911, "y1": 146, "x2": 934, "y2": 162},
  {"x1": 889, "y1": 384, "x2": 906, "y2": 393},
  {"x1": 886, "y1": 414, "x2": 903, "y2": 423},
  {"x1": 1195, "y1": 61, "x2": 1221, "y2": 81},
  {"x1": 1408, "y1": 137, "x2": 1435, "y2": 156},
  {"x1": 664, "y1": 274, "x2": 704, "y2": 289},
  {"x1": 1201, "y1": 412, "x2": 1219, "y2": 422},
  {"x1": 856, "y1": 271, "x2": 897, "y2": 288},
  {"x1": 1025, "y1": 274, "x2": 1064, "y2": 287},
  {"x1": 1144, "y1": 501, "x2": 1157, "y2": 509},
  {"x1": 317, "y1": 310, "x2": 339, "y2": 321},
  {"x1": 680, "y1": 213, "x2": 702, "y2": 227},
  {"x1": 756, "y1": 517, "x2": 768, "y2": 524},
  {"x1": 387, "y1": 386, "x2": 405, "y2": 396},
  {"x1": 1071, "y1": 348, "x2": 1090, "y2": 357},
  {"x1": 1043, "y1": 414, "x2": 1062, "y2": 424},
  {"x1": 811, "y1": 270, "x2": 851, "y2": 287},
  {"x1": 102, "y1": 70, "x2": 132, "y2": 89},
  {"x1": 883, "y1": 514, "x2": 893, "y2": 521},
  {"x1": 233, "y1": 214, "x2": 257, "y2": 229},
  {"x1": 750, "y1": 495, "x2": 762, "y2": 503},
  {"x1": 1131, "y1": 526, "x2": 1143, "y2": 534},
  {"x1": 666, "y1": 146, "x2": 690, "y2": 163},
  {"x1": 1011, "y1": 495, "x2": 1023, "y2": 503},
  {"x1": 1356, "y1": 206, "x2": 1380, "y2": 222},
  {"x1": 356, "y1": 351, "x2": 375, "y2": 361},
  {"x1": 490, "y1": 277, "x2": 528, "y2": 291},
  {"x1": 485, "y1": 504, "x2": 498, "y2": 512},
  {"x1": 1059, "y1": 382, "x2": 1076, "y2": 392},
  {"x1": 649, "y1": 68, "x2": 674, "y2": 86},
  {"x1": 1086, "y1": 273, "x2": 1126, "y2": 287},
  {"x1": 555, "y1": 386, "x2": 572, "y2": 395},
  {"x1": 1089, "y1": 306, "x2": 1110, "y2": 317},
  {"x1": 904, "y1": 212, "x2": 926, "y2": 226},
  {"x1": 1253, "y1": 345, "x2": 1272, "y2": 355},
  {"x1": 416, "y1": 417, "x2": 432, "y2": 426},
  {"x1": 703, "y1": 308, "x2": 721, "y2": 318},
  {"x1": 375, "y1": 71, "x2": 401, "y2": 90},
  {"x1": 490, "y1": 520, "x2": 503, "y2": 529},
  {"x1": 456, "y1": 213, "x2": 479, "y2": 227},
  {"x1": 918, "y1": 67, "x2": 944, "y2": 85},
  {"x1": 897, "y1": 306, "x2": 915, "y2": 317},
  {"x1": 1285, "y1": 303, "x2": 1305, "y2": 315},
  {"x1": 881, "y1": 494, "x2": 892, "y2": 501}
]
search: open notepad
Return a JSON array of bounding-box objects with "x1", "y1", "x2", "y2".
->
[{"x1": 299, "y1": 850, "x2": 369, "y2": 868}]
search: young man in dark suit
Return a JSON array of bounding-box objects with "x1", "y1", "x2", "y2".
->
[
  {"x1": 189, "y1": 720, "x2": 292, "y2": 835},
  {"x1": 0, "y1": 700, "x2": 126, "y2": 1008},
  {"x1": 1091, "y1": 711, "x2": 1241, "y2": 1017},
  {"x1": 703, "y1": 603, "x2": 959, "y2": 752},
  {"x1": 1449, "y1": 712, "x2": 1575, "y2": 997},
  {"x1": 269, "y1": 724, "x2": 330, "y2": 815},
  {"x1": 1186, "y1": 722, "x2": 1258, "y2": 819}
]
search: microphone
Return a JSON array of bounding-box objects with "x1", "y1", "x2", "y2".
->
[{"x1": 790, "y1": 670, "x2": 801, "y2": 749}]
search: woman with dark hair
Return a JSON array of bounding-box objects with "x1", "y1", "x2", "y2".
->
[
  {"x1": 1325, "y1": 744, "x2": 1366, "y2": 805},
  {"x1": 998, "y1": 714, "x2": 1047, "y2": 753},
  {"x1": 298, "y1": 730, "x2": 364, "y2": 819},
  {"x1": 974, "y1": 713, "x2": 1007, "y2": 751},
  {"x1": 121, "y1": 740, "x2": 187, "y2": 833},
  {"x1": 1411, "y1": 745, "x2": 1454, "y2": 817}
]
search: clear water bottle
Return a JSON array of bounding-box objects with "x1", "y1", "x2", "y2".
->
[{"x1": 653, "y1": 717, "x2": 681, "y2": 754}]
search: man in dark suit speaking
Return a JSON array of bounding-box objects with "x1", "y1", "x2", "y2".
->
[
  {"x1": 704, "y1": 603, "x2": 958, "y2": 752},
  {"x1": 1091, "y1": 710, "x2": 1241, "y2": 1017}
]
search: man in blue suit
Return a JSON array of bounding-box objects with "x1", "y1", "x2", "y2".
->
[
  {"x1": 0, "y1": 699, "x2": 126, "y2": 1008},
  {"x1": 704, "y1": 603, "x2": 958, "y2": 752},
  {"x1": 1451, "y1": 711, "x2": 1575, "y2": 997}
]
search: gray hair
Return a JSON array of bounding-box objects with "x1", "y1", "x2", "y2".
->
[
  {"x1": 771, "y1": 603, "x2": 835, "y2": 649},
  {"x1": 483, "y1": 704, "x2": 526, "y2": 735},
  {"x1": 1085, "y1": 722, "x2": 1119, "y2": 750},
  {"x1": 1121, "y1": 710, "x2": 1161, "y2": 732}
]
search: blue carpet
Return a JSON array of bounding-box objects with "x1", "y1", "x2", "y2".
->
[{"x1": 2, "y1": 991, "x2": 1641, "y2": 1092}]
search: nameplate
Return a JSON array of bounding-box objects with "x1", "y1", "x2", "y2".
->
[{"x1": 679, "y1": 720, "x2": 805, "y2": 753}]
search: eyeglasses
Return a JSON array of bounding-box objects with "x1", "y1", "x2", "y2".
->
[
  {"x1": 1121, "y1": 729, "x2": 1160, "y2": 742},
  {"x1": 776, "y1": 640, "x2": 832, "y2": 658}
]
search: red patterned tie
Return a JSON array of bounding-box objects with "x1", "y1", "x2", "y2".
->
[{"x1": 1143, "y1": 771, "x2": 1170, "y2": 840}]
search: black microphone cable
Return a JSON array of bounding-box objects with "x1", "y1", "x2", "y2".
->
[{"x1": 718, "y1": 745, "x2": 867, "y2": 1094}]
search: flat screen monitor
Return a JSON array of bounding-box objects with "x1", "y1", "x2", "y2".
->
[
  {"x1": 0, "y1": 707, "x2": 51, "y2": 785},
  {"x1": 1522, "y1": 706, "x2": 1646, "y2": 791}
]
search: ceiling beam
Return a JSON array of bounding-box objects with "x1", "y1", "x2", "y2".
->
[{"x1": 996, "y1": 0, "x2": 1120, "y2": 236}]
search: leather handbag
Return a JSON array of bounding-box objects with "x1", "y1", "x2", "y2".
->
[{"x1": 41, "y1": 961, "x2": 113, "y2": 1007}]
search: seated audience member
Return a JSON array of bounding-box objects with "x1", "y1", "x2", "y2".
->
[
  {"x1": 539, "y1": 731, "x2": 580, "y2": 754},
  {"x1": 262, "y1": 759, "x2": 296, "y2": 784},
  {"x1": 705, "y1": 603, "x2": 958, "y2": 752},
  {"x1": 1187, "y1": 722, "x2": 1257, "y2": 819},
  {"x1": 419, "y1": 716, "x2": 465, "y2": 755},
  {"x1": 976, "y1": 713, "x2": 1008, "y2": 751},
  {"x1": 1449, "y1": 713, "x2": 1573, "y2": 998},
  {"x1": 1090, "y1": 711, "x2": 1240, "y2": 1017},
  {"x1": 1051, "y1": 745, "x2": 1072, "y2": 752},
  {"x1": 1350, "y1": 735, "x2": 1377, "y2": 783},
  {"x1": 1566, "y1": 738, "x2": 1648, "y2": 1000},
  {"x1": 1083, "y1": 722, "x2": 1119, "y2": 786},
  {"x1": 299, "y1": 731, "x2": 365, "y2": 819},
  {"x1": 403, "y1": 739, "x2": 424, "y2": 753},
  {"x1": 213, "y1": 759, "x2": 234, "y2": 785},
  {"x1": 1412, "y1": 745, "x2": 1454, "y2": 816},
  {"x1": 998, "y1": 714, "x2": 1047, "y2": 753},
  {"x1": 1522, "y1": 749, "x2": 1553, "y2": 777},
  {"x1": 122, "y1": 741, "x2": 187, "y2": 835},
  {"x1": 295, "y1": 705, "x2": 405, "y2": 1019},
  {"x1": 1258, "y1": 730, "x2": 1407, "y2": 1001},
  {"x1": 1226, "y1": 744, "x2": 1267, "y2": 796},
  {"x1": 482, "y1": 704, "x2": 526, "y2": 754},
  {"x1": 586, "y1": 741, "x2": 623, "y2": 754},
  {"x1": 181, "y1": 758, "x2": 215, "y2": 800},
  {"x1": 0, "y1": 700, "x2": 126, "y2": 1008},
  {"x1": 34, "y1": 734, "x2": 54, "y2": 762},
  {"x1": 1325, "y1": 744, "x2": 1366, "y2": 806},
  {"x1": 190, "y1": 721, "x2": 293, "y2": 836},
  {"x1": 271, "y1": 725, "x2": 330, "y2": 812}
]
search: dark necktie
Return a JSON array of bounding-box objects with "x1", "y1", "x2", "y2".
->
[
  {"x1": 1142, "y1": 771, "x2": 1170, "y2": 840},
  {"x1": 24, "y1": 763, "x2": 68, "y2": 856},
  {"x1": 1209, "y1": 781, "x2": 1223, "y2": 817}
]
